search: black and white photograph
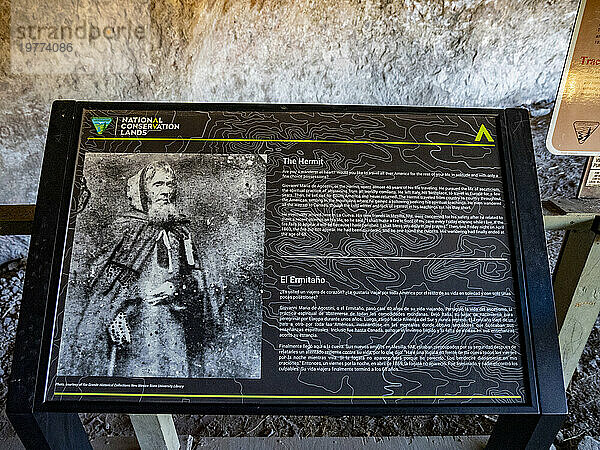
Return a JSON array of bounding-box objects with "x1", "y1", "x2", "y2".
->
[{"x1": 56, "y1": 152, "x2": 266, "y2": 379}]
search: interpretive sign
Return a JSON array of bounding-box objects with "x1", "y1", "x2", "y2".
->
[
  {"x1": 12, "y1": 103, "x2": 565, "y2": 420},
  {"x1": 548, "y1": 0, "x2": 600, "y2": 155}
]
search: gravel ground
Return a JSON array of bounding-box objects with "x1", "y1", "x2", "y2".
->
[{"x1": 0, "y1": 104, "x2": 598, "y2": 448}]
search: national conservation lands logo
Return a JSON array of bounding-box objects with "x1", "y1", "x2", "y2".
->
[
  {"x1": 91, "y1": 117, "x2": 112, "y2": 135},
  {"x1": 573, "y1": 121, "x2": 599, "y2": 144},
  {"x1": 90, "y1": 115, "x2": 181, "y2": 136}
]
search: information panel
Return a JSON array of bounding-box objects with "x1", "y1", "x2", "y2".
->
[{"x1": 44, "y1": 108, "x2": 528, "y2": 406}]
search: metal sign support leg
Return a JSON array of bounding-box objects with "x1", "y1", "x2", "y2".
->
[
  {"x1": 486, "y1": 414, "x2": 566, "y2": 449},
  {"x1": 6, "y1": 411, "x2": 91, "y2": 450}
]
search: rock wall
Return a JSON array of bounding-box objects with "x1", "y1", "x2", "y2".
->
[{"x1": 0, "y1": 0, "x2": 581, "y2": 261}]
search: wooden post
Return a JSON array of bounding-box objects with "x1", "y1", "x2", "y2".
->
[
  {"x1": 553, "y1": 218, "x2": 600, "y2": 387},
  {"x1": 0, "y1": 204, "x2": 35, "y2": 235},
  {"x1": 129, "y1": 414, "x2": 180, "y2": 450}
]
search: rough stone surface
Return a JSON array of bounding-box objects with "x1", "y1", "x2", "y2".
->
[
  {"x1": 0, "y1": 0, "x2": 597, "y2": 448},
  {"x1": 0, "y1": 0, "x2": 582, "y2": 264},
  {"x1": 577, "y1": 436, "x2": 600, "y2": 450},
  {"x1": 188, "y1": 0, "x2": 578, "y2": 107},
  {"x1": 0, "y1": 237, "x2": 28, "y2": 267},
  {"x1": 0, "y1": 0, "x2": 580, "y2": 204},
  {"x1": 0, "y1": 260, "x2": 24, "y2": 403}
]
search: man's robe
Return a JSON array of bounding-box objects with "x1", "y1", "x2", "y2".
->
[{"x1": 66, "y1": 211, "x2": 220, "y2": 377}]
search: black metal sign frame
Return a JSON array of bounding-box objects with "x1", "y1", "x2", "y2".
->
[{"x1": 7, "y1": 101, "x2": 566, "y2": 449}]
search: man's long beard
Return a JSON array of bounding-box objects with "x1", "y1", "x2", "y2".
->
[{"x1": 148, "y1": 201, "x2": 178, "y2": 225}]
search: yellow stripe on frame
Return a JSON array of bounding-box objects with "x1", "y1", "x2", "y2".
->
[
  {"x1": 54, "y1": 392, "x2": 521, "y2": 399},
  {"x1": 87, "y1": 137, "x2": 493, "y2": 147}
]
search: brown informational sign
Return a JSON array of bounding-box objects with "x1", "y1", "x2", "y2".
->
[{"x1": 548, "y1": 0, "x2": 600, "y2": 155}]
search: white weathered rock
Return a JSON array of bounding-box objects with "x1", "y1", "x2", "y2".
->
[
  {"x1": 0, "y1": 237, "x2": 28, "y2": 266},
  {"x1": 0, "y1": 0, "x2": 579, "y2": 209},
  {"x1": 577, "y1": 436, "x2": 600, "y2": 450}
]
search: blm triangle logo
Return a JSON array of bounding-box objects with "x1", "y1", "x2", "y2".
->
[
  {"x1": 91, "y1": 117, "x2": 112, "y2": 135},
  {"x1": 573, "y1": 121, "x2": 599, "y2": 144}
]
